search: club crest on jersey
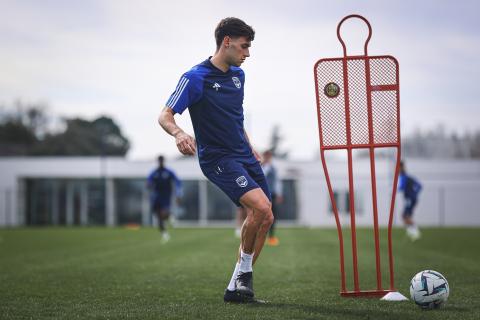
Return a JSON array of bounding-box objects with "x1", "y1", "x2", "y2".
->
[
  {"x1": 212, "y1": 82, "x2": 221, "y2": 91},
  {"x1": 232, "y1": 77, "x2": 241, "y2": 89},
  {"x1": 236, "y1": 176, "x2": 248, "y2": 187}
]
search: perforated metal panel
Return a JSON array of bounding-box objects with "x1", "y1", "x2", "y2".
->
[{"x1": 314, "y1": 56, "x2": 399, "y2": 149}]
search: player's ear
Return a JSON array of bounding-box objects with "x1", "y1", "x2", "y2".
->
[{"x1": 223, "y1": 36, "x2": 230, "y2": 48}]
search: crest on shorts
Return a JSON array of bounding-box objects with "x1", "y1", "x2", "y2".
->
[
  {"x1": 236, "y1": 176, "x2": 248, "y2": 187},
  {"x1": 232, "y1": 77, "x2": 241, "y2": 89}
]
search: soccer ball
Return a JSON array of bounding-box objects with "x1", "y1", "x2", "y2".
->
[{"x1": 410, "y1": 270, "x2": 449, "y2": 309}]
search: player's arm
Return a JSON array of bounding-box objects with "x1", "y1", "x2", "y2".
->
[
  {"x1": 160, "y1": 72, "x2": 202, "y2": 156},
  {"x1": 397, "y1": 174, "x2": 406, "y2": 192},
  {"x1": 146, "y1": 171, "x2": 155, "y2": 190},
  {"x1": 158, "y1": 107, "x2": 196, "y2": 155},
  {"x1": 243, "y1": 129, "x2": 262, "y2": 162}
]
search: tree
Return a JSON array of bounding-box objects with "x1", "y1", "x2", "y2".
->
[
  {"x1": 400, "y1": 125, "x2": 480, "y2": 159},
  {"x1": 0, "y1": 120, "x2": 37, "y2": 155},
  {"x1": 0, "y1": 101, "x2": 47, "y2": 156},
  {"x1": 31, "y1": 116, "x2": 130, "y2": 156},
  {"x1": 0, "y1": 102, "x2": 130, "y2": 156}
]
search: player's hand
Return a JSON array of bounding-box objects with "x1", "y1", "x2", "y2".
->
[{"x1": 175, "y1": 132, "x2": 196, "y2": 155}]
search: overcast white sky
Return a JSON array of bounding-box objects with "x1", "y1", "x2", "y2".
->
[{"x1": 0, "y1": 0, "x2": 479, "y2": 160}]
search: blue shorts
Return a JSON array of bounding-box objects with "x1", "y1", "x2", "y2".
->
[
  {"x1": 403, "y1": 197, "x2": 417, "y2": 218},
  {"x1": 201, "y1": 156, "x2": 272, "y2": 207},
  {"x1": 150, "y1": 195, "x2": 171, "y2": 212}
]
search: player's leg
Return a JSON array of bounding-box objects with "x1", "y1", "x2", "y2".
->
[
  {"x1": 151, "y1": 197, "x2": 161, "y2": 233},
  {"x1": 154, "y1": 208, "x2": 163, "y2": 232},
  {"x1": 159, "y1": 208, "x2": 171, "y2": 241},
  {"x1": 402, "y1": 200, "x2": 412, "y2": 237},
  {"x1": 252, "y1": 204, "x2": 275, "y2": 263},
  {"x1": 242, "y1": 160, "x2": 274, "y2": 260},
  {"x1": 236, "y1": 201, "x2": 274, "y2": 263},
  {"x1": 225, "y1": 191, "x2": 273, "y2": 301},
  {"x1": 403, "y1": 197, "x2": 420, "y2": 240},
  {"x1": 233, "y1": 188, "x2": 273, "y2": 296},
  {"x1": 224, "y1": 206, "x2": 249, "y2": 303},
  {"x1": 239, "y1": 188, "x2": 273, "y2": 254},
  {"x1": 157, "y1": 209, "x2": 166, "y2": 232},
  {"x1": 201, "y1": 158, "x2": 271, "y2": 302},
  {"x1": 408, "y1": 197, "x2": 420, "y2": 240},
  {"x1": 402, "y1": 198, "x2": 412, "y2": 225}
]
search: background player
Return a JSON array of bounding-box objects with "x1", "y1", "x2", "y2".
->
[
  {"x1": 158, "y1": 17, "x2": 274, "y2": 303},
  {"x1": 398, "y1": 161, "x2": 422, "y2": 241},
  {"x1": 262, "y1": 150, "x2": 283, "y2": 246},
  {"x1": 147, "y1": 155, "x2": 182, "y2": 242}
]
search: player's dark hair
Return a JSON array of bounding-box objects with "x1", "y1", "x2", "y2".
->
[{"x1": 215, "y1": 17, "x2": 255, "y2": 49}]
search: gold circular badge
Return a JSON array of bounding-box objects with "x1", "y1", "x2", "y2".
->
[{"x1": 324, "y1": 82, "x2": 340, "y2": 98}]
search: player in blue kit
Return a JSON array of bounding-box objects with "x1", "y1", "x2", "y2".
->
[
  {"x1": 147, "y1": 155, "x2": 182, "y2": 242},
  {"x1": 158, "y1": 17, "x2": 273, "y2": 303},
  {"x1": 398, "y1": 161, "x2": 422, "y2": 241}
]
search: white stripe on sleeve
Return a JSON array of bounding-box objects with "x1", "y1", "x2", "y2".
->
[
  {"x1": 166, "y1": 77, "x2": 186, "y2": 106},
  {"x1": 167, "y1": 77, "x2": 189, "y2": 109}
]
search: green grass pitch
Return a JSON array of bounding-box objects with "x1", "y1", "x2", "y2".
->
[{"x1": 1, "y1": 227, "x2": 479, "y2": 319}]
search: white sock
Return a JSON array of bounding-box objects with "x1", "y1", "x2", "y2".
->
[
  {"x1": 227, "y1": 263, "x2": 240, "y2": 291},
  {"x1": 407, "y1": 224, "x2": 417, "y2": 233},
  {"x1": 239, "y1": 250, "x2": 253, "y2": 273},
  {"x1": 412, "y1": 225, "x2": 420, "y2": 236}
]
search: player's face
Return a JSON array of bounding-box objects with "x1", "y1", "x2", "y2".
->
[{"x1": 225, "y1": 36, "x2": 251, "y2": 67}]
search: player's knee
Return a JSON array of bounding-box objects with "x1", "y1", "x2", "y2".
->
[
  {"x1": 258, "y1": 213, "x2": 274, "y2": 234},
  {"x1": 255, "y1": 201, "x2": 272, "y2": 219},
  {"x1": 264, "y1": 212, "x2": 274, "y2": 227}
]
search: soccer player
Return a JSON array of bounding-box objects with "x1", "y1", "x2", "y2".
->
[
  {"x1": 158, "y1": 17, "x2": 273, "y2": 303},
  {"x1": 398, "y1": 161, "x2": 422, "y2": 241},
  {"x1": 147, "y1": 155, "x2": 182, "y2": 242},
  {"x1": 262, "y1": 150, "x2": 283, "y2": 246}
]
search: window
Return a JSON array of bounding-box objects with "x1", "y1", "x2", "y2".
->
[
  {"x1": 176, "y1": 180, "x2": 200, "y2": 221},
  {"x1": 275, "y1": 180, "x2": 297, "y2": 220},
  {"x1": 115, "y1": 179, "x2": 144, "y2": 225},
  {"x1": 328, "y1": 189, "x2": 363, "y2": 215},
  {"x1": 207, "y1": 181, "x2": 236, "y2": 221}
]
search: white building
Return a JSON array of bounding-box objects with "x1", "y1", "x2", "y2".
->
[{"x1": 0, "y1": 157, "x2": 479, "y2": 227}]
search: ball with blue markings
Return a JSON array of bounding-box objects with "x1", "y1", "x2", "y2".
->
[{"x1": 410, "y1": 270, "x2": 449, "y2": 309}]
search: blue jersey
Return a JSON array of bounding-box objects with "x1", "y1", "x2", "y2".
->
[
  {"x1": 147, "y1": 167, "x2": 182, "y2": 200},
  {"x1": 166, "y1": 58, "x2": 254, "y2": 166},
  {"x1": 398, "y1": 173, "x2": 422, "y2": 199}
]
